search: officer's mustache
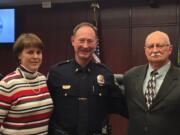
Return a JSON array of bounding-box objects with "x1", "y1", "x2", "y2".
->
[
  {"x1": 151, "y1": 52, "x2": 161, "y2": 57},
  {"x1": 79, "y1": 48, "x2": 95, "y2": 55}
]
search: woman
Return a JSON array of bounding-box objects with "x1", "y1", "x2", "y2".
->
[{"x1": 0, "y1": 33, "x2": 53, "y2": 135}]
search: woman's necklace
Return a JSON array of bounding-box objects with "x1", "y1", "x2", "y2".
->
[{"x1": 17, "y1": 67, "x2": 41, "y2": 94}]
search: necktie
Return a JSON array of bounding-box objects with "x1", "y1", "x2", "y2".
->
[{"x1": 145, "y1": 71, "x2": 158, "y2": 108}]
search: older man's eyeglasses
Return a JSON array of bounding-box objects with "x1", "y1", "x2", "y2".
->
[{"x1": 145, "y1": 44, "x2": 169, "y2": 49}]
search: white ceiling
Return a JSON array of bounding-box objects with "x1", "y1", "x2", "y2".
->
[{"x1": 0, "y1": 0, "x2": 91, "y2": 7}]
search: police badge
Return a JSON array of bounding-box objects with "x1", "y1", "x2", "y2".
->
[{"x1": 97, "y1": 74, "x2": 105, "y2": 86}]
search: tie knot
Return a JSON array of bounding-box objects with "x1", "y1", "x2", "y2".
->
[{"x1": 151, "y1": 70, "x2": 158, "y2": 76}]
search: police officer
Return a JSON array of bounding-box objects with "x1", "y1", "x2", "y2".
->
[{"x1": 47, "y1": 22, "x2": 128, "y2": 135}]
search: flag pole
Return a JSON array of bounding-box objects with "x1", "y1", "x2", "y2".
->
[{"x1": 91, "y1": 0, "x2": 102, "y2": 63}]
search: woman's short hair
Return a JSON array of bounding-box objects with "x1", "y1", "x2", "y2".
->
[{"x1": 13, "y1": 33, "x2": 44, "y2": 59}]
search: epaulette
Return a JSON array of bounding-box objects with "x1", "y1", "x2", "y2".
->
[{"x1": 55, "y1": 59, "x2": 73, "y2": 66}]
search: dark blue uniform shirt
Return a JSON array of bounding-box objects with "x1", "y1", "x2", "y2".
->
[{"x1": 47, "y1": 59, "x2": 128, "y2": 135}]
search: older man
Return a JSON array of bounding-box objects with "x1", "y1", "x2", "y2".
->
[{"x1": 124, "y1": 31, "x2": 180, "y2": 135}]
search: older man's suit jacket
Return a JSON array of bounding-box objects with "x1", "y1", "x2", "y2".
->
[{"x1": 124, "y1": 64, "x2": 180, "y2": 135}]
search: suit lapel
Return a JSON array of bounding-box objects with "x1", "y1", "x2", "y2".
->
[
  {"x1": 151, "y1": 65, "x2": 178, "y2": 108},
  {"x1": 135, "y1": 65, "x2": 148, "y2": 109}
]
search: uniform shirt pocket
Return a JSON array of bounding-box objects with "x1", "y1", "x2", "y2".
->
[{"x1": 90, "y1": 83, "x2": 109, "y2": 97}]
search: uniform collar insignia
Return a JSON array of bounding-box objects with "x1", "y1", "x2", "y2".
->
[
  {"x1": 87, "y1": 68, "x2": 91, "y2": 72},
  {"x1": 75, "y1": 68, "x2": 79, "y2": 72},
  {"x1": 73, "y1": 59, "x2": 93, "y2": 73}
]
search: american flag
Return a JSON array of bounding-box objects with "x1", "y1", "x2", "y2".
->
[
  {"x1": 91, "y1": 0, "x2": 101, "y2": 63},
  {"x1": 92, "y1": 40, "x2": 101, "y2": 64}
]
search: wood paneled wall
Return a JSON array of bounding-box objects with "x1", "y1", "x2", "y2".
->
[
  {"x1": 0, "y1": 0, "x2": 179, "y2": 135},
  {"x1": 0, "y1": 0, "x2": 179, "y2": 74}
]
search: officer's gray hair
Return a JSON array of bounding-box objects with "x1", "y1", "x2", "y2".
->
[{"x1": 72, "y1": 22, "x2": 98, "y2": 37}]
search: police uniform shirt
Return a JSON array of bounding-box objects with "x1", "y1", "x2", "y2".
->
[{"x1": 47, "y1": 59, "x2": 127, "y2": 135}]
